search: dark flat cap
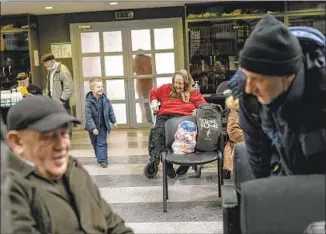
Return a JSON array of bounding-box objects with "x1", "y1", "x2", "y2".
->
[
  {"x1": 7, "y1": 96, "x2": 80, "y2": 132},
  {"x1": 41, "y1": 53, "x2": 55, "y2": 62}
]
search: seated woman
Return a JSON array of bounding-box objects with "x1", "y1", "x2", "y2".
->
[
  {"x1": 144, "y1": 69, "x2": 207, "y2": 179},
  {"x1": 223, "y1": 95, "x2": 245, "y2": 178}
]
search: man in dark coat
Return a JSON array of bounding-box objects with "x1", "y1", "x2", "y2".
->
[{"x1": 228, "y1": 15, "x2": 326, "y2": 184}]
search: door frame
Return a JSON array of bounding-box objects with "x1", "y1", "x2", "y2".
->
[{"x1": 70, "y1": 18, "x2": 184, "y2": 129}]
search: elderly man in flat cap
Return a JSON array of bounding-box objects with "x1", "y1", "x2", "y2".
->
[{"x1": 6, "y1": 96, "x2": 133, "y2": 234}]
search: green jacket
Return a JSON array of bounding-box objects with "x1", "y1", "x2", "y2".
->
[{"x1": 8, "y1": 153, "x2": 134, "y2": 234}]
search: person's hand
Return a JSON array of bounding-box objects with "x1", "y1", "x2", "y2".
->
[
  {"x1": 113, "y1": 123, "x2": 118, "y2": 129},
  {"x1": 192, "y1": 109, "x2": 197, "y2": 116},
  {"x1": 150, "y1": 100, "x2": 159, "y2": 114},
  {"x1": 92, "y1": 129, "x2": 99, "y2": 135}
]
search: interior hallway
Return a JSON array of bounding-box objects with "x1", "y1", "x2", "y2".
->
[{"x1": 70, "y1": 129, "x2": 223, "y2": 234}]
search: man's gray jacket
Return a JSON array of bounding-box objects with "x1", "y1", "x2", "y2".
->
[{"x1": 44, "y1": 63, "x2": 76, "y2": 106}]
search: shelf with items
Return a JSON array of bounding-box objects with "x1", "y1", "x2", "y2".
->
[
  {"x1": 288, "y1": 14, "x2": 326, "y2": 35},
  {"x1": 185, "y1": 1, "x2": 324, "y2": 23},
  {"x1": 185, "y1": 2, "x2": 285, "y2": 95},
  {"x1": 187, "y1": 17, "x2": 286, "y2": 95},
  {"x1": 0, "y1": 31, "x2": 31, "y2": 90},
  {"x1": 0, "y1": 15, "x2": 41, "y2": 91},
  {"x1": 187, "y1": 20, "x2": 238, "y2": 95},
  {"x1": 185, "y1": 1, "x2": 285, "y2": 23},
  {"x1": 185, "y1": 1, "x2": 325, "y2": 95}
]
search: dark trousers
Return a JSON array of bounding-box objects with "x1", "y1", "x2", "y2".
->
[
  {"x1": 89, "y1": 126, "x2": 108, "y2": 163},
  {"x1": 148, "y1": 114, "x2": 182, "y2": 162},
  {"x1": 233, "y1": 143, "x2": 254, "y2": 194},
  {"x1": 64, "y1": 105, "x2": 72, "y2": 139}
]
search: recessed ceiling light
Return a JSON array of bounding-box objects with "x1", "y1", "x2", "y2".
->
[
  {"x1": 109, "y1": 2, "x2": 118, "y2": 5},
  {"x1": 45, "y1": 6, "x2": 53, "y2": 10}
]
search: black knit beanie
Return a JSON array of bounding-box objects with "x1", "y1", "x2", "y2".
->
[{"x1": 239, "y1": 14, "x2": 303, "y2": 76}]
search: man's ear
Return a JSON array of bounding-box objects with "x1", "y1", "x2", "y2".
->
[
  {"x1": 283, "y1": 74, "x2": 295, "y2": 88},
  {"x1": 6, "y1": 131, "x2": 24, "y2": 155},
  {"x1": 285, "y1": 74, "x2": 295, "y2": 82}
]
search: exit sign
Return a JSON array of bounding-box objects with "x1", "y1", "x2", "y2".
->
[{"x1": 115, "y1": 11, "x2": 134, "y2": 20}]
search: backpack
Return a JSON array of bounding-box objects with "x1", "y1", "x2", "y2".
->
[{"x1": 196, "y1": 103, "x2": 223, "y2": 152}]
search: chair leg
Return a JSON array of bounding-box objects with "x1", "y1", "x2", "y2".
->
[
  {"x1": 217, "y1": 159, "x2": 222, "y2": 198},
  {"x1": 220, "y1": 159, "x2": 224, "y2": 186},
  {"x1": 162, "y1": 152, "x2": 168, "y2": 212},
  {"x1": 166, "y1": 171, "x2": 169, "y2": 200}
]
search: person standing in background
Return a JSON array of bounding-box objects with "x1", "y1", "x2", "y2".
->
[
  {"x1": 133, "y1": 52, "x2": 153, "y2": 123},
  {"x1": 41, "y1": 53, "x2": 76, "y2": 137},
  {"x1": 41, "y1": 53, "x2": 75, "y2": 113}
]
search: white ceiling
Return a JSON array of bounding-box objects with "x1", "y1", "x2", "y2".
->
[{"x1": 2, "y1": 0, "x2": 211, "y2": 16}]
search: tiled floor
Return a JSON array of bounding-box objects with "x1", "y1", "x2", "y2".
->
[{"x1": 70, "y1": 129, "x2": 223, "y2": 234}]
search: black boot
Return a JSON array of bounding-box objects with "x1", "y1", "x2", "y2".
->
[
  {"x1": 144, "y1": 159, "x2": 159, "y2": 178},
  {"x1": 166, "y1": 162, "x2": 176, "y2": 178},
  {"x1": 176, "y1": 165, "x2": 190, "y2": 176},
  {"x1": 223, "y1": 169, "x2": 231, "y2": 179}
]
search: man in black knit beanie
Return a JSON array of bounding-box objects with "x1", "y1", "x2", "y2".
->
[{"x1": 229, "y1": 14, "x2": 326, "y2": 182}]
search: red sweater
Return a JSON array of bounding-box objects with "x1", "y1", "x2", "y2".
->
[{"x1": 150, "y1": 84, "x2": 207, "y2": 116}]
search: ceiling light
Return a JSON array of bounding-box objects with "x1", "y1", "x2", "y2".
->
[
  {"x1": 109, "y1": 2, "x2": 118, "y2": 5},
  {"x1": 45, "y1": 6, "x2": 53, "y2": 10}
]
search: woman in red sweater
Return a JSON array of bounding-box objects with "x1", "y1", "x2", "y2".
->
[{"x1": 144, "y1": 69, "x2": 207, "y2": 179}]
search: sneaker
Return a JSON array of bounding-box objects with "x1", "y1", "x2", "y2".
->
[
  {"x1": 166, "y1": 162, "x2": 176, "y2": 178},
  {"x1": 144, "y1": 161, "x2": 158, "y2": 178},
  {"x1": 100, "y1": 162, "x2": 108, "y2": 168},
  {"x1": 176, "y1": 165, "x2": 189, "y2": 176}
]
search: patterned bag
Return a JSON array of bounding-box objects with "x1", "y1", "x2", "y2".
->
[{"x1": 172, "y1": 120, "x2": 197, "y2": 154}]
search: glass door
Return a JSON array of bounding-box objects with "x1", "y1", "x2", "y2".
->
[
  {"x1": 129, "y1": 27, "x2": 178, "y2": 127},
  {"x1": 70, "y1": 18, "x2": 184, "y2": 129},
  {"x1": 78, "y1": 28, "x2": 129, "y2": 128}
]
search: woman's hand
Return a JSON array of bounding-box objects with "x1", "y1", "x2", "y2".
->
[
  {"x1": 150, "y1": 100, "x2": 159, "y2": 114},
  {"x1": 192, "y1": 109, "x2": 197, "y2": 116}
]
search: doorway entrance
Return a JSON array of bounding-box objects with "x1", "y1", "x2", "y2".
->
[{"x1": 70, "y1": 18, "x2": 184, "y2": 128}]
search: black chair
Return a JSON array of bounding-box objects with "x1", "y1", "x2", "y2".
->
[
  {"x1": 240, "y1": 174, "x2": 325, "y2": 234},
  {"x1": 222, "y1": 142, "x2": 248, "y2": 234},
  {"x1": 222, "y1": 143, "x2": 326, "y2": 234},
  {"x1": 216, "y1": 81, "x2": 229, "y2": 96},
  {"x1": 161, "y1": 115, "x2": 223, "y2": 212}
]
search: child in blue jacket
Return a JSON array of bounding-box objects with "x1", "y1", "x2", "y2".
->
[{"x1": 85, "y1": 78, "x2": 117, "y2": 168}]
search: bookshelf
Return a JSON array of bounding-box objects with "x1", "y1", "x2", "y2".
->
[
  {"x1": 0, "y1": 15, "x2": 41, "y2": 90},
  {"x1": 184, "y1": 1, "x2": 325, "y2": 95}
]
